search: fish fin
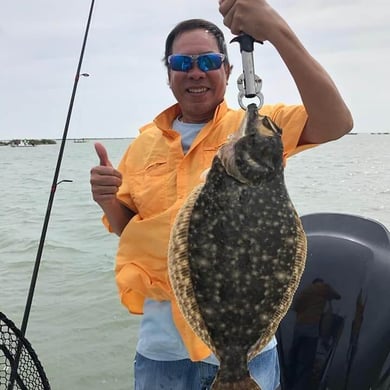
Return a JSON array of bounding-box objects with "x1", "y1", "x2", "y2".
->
[
  {"x1": 168, "y1": 183, "x2": 216, "y2": 353},
  {"x1": 211, "y1": 373, "x2": 262, "y2": 390}
]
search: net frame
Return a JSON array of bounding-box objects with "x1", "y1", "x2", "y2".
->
[{"x1": 0, "y1": 312, "x2": 50, "y2": 390}]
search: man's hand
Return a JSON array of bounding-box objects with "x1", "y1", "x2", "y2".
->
[{"x1": 90, "y1": 142, "x2": 122, "y2": 206}]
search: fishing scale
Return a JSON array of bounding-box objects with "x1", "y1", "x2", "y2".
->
[{"x1": 231, "y1": 34, "x2": 264, "y2": 110}]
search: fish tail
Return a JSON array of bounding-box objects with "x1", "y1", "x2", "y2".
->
[{"x1": 211, "y1": 373, "x2": 262, "y2": 390}]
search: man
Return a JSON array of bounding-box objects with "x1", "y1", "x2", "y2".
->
[{"x1": 90, "y1": 1, "x2": 353, "y2": 389}]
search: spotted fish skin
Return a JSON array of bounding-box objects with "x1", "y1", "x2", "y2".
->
[{"x1": 168, "y1": 104, "x2": 307, "y2": 389}]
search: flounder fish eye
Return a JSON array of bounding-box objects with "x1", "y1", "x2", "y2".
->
[
  {"x1": 168, "y1": 53, "x2": 225, "y2": 72},
  {"x1": 273, "y1": 122, "x2": 282, "y2": 136},
  {"x1": 263, "y1": 118, "x2": 282, "y2": 137}
]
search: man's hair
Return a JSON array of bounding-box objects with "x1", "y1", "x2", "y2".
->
[{"x1": 163, "y1": 19, "x2": 231, "y2": 70}]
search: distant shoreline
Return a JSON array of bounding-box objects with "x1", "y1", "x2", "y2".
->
[
  {"x1": 0, "y1": 137, "x2": 135, "y2": 146},
  {"x1": 0, "y1": 139, "x2": 57, "y2": 147},
  {"x1": 347, "y1": 132, "x2": 389, "y2": 135},
  {"x1": 0, "y1": 134, "x2": 388, "y2": 146}
]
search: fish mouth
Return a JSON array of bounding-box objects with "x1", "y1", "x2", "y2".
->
[{"x1": 243, "y1": 103, "x2": 280, "y2": 138}]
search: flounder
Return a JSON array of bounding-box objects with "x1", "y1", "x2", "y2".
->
[{"x1": 168, "y1": 103, "x2": 307, "y2": 389}]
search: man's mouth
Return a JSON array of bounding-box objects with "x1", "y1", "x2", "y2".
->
[{"x1": 187, "y1": 87, "x2": 208, "y2": 94}]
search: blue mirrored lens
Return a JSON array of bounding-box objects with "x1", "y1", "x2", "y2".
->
[
  {"x1": 197, "y1": 54, "x2": 223, "y2": 72},
  {"x1": 169, "y1": 55, "x2": 193, "y2": 72}
]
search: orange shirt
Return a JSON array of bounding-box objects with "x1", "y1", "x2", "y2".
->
[{"x1": 104, "y1": 100, "x2": 313, "y2": 360}]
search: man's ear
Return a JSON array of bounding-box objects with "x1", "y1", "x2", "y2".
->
[{"x1": 225, "y1": 64, "x2": 233, "y2": 80}]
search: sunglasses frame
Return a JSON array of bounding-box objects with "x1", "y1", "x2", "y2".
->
[{"x1": 167, "y1": 53, "x2": 226, "y2": 73}]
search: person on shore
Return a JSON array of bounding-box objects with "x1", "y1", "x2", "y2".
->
[{"x1": 90, "y1": 1, "x2": 353, "y2": 389}]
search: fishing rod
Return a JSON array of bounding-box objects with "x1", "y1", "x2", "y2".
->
[{"x1": 7, "y1": 0, "x2": 96, "y2": 388}]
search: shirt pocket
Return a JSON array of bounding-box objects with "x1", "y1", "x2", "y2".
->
[
  {"x1": 129, "y1": 160, "x2": 175, "y2": 219},
  {"x1": 202, "y1": 143, "x2": 225, "y2": 170}
]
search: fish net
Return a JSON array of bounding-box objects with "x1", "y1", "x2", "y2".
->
[{"x1": 0, "y1": 312, "x2": 50, "y2": 390}]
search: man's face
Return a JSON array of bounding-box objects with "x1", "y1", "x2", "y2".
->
[{"x1": 168, "y1": 29, "x2": 230, "y2": 123}]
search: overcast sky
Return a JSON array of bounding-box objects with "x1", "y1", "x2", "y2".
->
[{"x1": 1, "y1": 0, "x2": 389, "y2": 140}]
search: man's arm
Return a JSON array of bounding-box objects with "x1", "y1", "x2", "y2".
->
[{"x1": 219, "y1": 0, "x2": 353, "y2": 144}]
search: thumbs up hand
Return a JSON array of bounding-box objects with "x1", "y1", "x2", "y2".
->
[{"x1": 90, "y1": 142, "x2": 122, "y2": 206}]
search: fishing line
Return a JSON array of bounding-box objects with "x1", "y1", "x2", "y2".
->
[{"x1": 6, "y1": 0, "x2": 96, "y2": 388}]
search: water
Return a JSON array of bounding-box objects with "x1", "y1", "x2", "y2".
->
[{"x1": 0, "y1": 135, "x2": 389, "y2": 389}]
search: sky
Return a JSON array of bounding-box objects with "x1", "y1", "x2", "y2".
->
[{"x1": 1, "y1": 0, "x2": 389, "y2": 140}]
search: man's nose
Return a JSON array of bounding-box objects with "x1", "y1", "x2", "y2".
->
[{"x1": 187, "y1": 63, "x2": 206, "y2": 78}]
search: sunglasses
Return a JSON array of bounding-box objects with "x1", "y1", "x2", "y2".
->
[{"x1": 167, "y1": 53, "x2": 226, "y2": 72}]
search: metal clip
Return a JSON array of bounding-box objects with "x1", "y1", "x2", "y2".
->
[
  {"x1": 237, "y1": 73, "x2": 264, "y2": 110},
  {"x1": 231, "y1": 34, "x2": 264, "y2": 110}
]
